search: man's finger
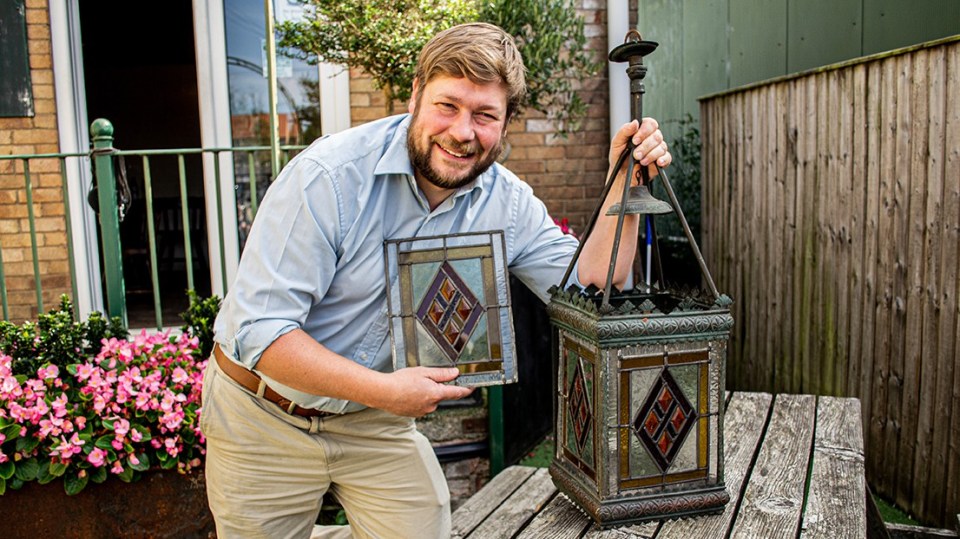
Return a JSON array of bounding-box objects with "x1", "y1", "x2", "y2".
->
[{"x1": 422, "y1": 367, "x2": 461, "y2": 383}]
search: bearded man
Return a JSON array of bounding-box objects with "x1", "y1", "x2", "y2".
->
[{"x1": 204, "y1": 22, "x2": 671, "y2": 539}]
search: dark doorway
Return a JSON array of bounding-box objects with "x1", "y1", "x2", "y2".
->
[{"x1": 79, "y1": 0, "x2": 211, "y2": 327}]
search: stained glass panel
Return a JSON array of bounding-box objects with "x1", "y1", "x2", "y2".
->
[
  {"x1": 619, "y1": 349, "x2": 713, "y2": 488},
  {"x1": 561, "y1": 338, "x2": 596, "y2": 477},
  {"x1": 384, "y1": 231, "x2": 515, "y2": 386}
]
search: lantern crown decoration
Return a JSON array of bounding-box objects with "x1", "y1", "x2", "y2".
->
[{"x1": 547, "y1": 29, "x2": 734, "y2": 528}]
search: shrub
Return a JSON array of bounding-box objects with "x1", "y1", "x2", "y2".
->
[
  {"x1": 179, "y1": 290, "x2": 222, "y2": 361},
  {"x1": 0, "y1": 296, "x2": 127, "y2": 377},
  {"x1": 0, "y1": 331, "x2": 206, "y2": 495}
]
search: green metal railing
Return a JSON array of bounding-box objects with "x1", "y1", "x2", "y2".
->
[{"x1": 0, "y1": 118, "x2": 304, "y2": 328}]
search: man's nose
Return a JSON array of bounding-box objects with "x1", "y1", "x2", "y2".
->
[{"x1": 448, "y1": 113, "x2": 476, "y2": 142}]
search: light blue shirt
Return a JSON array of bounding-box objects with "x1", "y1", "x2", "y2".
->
[{"x1": 214, "y1": 114, "x2": 581, "y2": 413}]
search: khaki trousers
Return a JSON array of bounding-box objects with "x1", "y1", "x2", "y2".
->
[{"x1": 201, "y1": 357, "x2": 451, "y2": 539}]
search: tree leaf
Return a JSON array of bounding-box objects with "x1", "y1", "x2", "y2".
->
[{"x1": 89, "y1": 465, "x2": 107, "y2": 484}]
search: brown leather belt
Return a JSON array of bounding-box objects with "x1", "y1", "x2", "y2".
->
[{"x1": 213, "y1": 345, "x2": 338, "y2": 419}]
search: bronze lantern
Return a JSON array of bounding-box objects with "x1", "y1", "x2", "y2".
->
[{"x1": 547, "y1": 30, "x2": 734, "y2": 527}]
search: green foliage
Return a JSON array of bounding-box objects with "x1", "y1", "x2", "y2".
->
[
  {"x1": 179, "y1": 290, "x2": 222, "y2": 360},
  {"x1": 276, "y1": 0, "x2": 599, "y2": 132},
  {"x1": 277, "y1": 0, "x2": 478, "y2": 112},
  {"x1": 478, "y1": 0, "x2": 600, "y2": 133},
  {"x1": 0, "y1": 296, "x2": 127, "y2": 376}
]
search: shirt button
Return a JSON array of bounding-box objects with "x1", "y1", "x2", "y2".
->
[{"x1": 359, "y1": 353, "x2": 368, "y2": 360}]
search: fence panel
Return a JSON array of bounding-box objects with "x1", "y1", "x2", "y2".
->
[{"x1": 700, "y1": 37, "x2": 960, "y2": 527}]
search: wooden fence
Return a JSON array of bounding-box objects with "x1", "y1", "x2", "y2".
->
[{"x1": 699, "y1": 36, "x2": 959, "y2": 527}]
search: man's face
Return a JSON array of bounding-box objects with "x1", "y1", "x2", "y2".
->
[{"x1": 407, "y1": 75, "x2": 508, "y2": 190}]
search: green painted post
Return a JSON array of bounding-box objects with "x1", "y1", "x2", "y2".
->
[
  {"x1": 488, "y1": 386, "x2": 505, "y2": 475},
  {"x1": 90, "y1": 119, "x2": 127, "y2": 324}
]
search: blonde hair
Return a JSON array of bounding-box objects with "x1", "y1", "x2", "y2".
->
[{"x1": 415, "y1": 23, "x2": 527, "y2": 120}]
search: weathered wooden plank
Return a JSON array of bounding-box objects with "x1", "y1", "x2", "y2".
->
[
  {"x1": 919, "y1": 44, "x2": 951, "y2": 523},
  {"x1": 515, "y1": 495, "x2": 591, "y2": 539},
  {"x1": 465, "y1": 467, "x2": 556, "y2": 539},
  {"x1": 817, "y1": 69, "x2": 837, "y2": 395},
  {"x1": 869, "y1": 55, "x2": 897, "y2": 492},
  {"x1": 799, "y1": 74, "x2": 818, "y2": 394},
  {"x1": 745, "y1": 88, "x2": 761, "y2": 390},
  {"x1": 584, "y1": 521, "x2": 659, "y2": 539},
  {"x1": 859, "y1": 59, "x2": 883, "y2": 482},
  {"x1": 658, "y1": 392, "x2": 774, "y2": 539},
  {"x1": 800, "y1": 397, "x2": 867, "y2": 539},
  {"x1": 885, "y1": 52, "x2": 913, "y2": 505},
  {"x1": 787, "y1": 77, "x2": 805, "y2": 394},
  {"x1": 896, "y1": 47, "x2": 929, "y2": 509},
  {"x1": 451, "y1": 465, "x2": 537, "y2": 538},
  {"x1": 780, "y1": 80, "x2": 799, "y2": 394},
  {"x1": 768, "y1": 85, "x2": 786, "y2": 393},
  {"x1": 729, "y1": 393, "x2": 816, "y2": 538},
  {"x1": 730, "y1": 92, "x2": 747, "y2": 386},
  {"x1": 845, "y1": 62, "x2": 867, "y2": 399},
  {"x1": 896, "y1": 51, "x2": 936, "y2": 507},
  {"x1": 833, "y1": 65, "x2": 854, "y2": 397}
]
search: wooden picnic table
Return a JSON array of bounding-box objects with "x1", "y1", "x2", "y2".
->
[{"x1": 452, "y1": 392, "x2": 867, "y2": 538}]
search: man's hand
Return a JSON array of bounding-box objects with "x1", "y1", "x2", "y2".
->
[
  {"x1": 375, "y1": 367, "x2": 475, "y2": 417},
  {"x1": 609, "y1": 118, "x2": 672, "y2": 181}
]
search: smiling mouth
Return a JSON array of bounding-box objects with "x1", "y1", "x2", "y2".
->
[{"x1": 434, "y1": 140, "x2": 476, "y2": 159}]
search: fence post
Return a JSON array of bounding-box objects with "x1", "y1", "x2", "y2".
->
[{"x1": 90, "y1": 118, "x2": 127, "y2": 324}]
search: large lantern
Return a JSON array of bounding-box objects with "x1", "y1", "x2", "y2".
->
[{"x1": 547, "y1": 30, "x2": 734, "y2": 527}]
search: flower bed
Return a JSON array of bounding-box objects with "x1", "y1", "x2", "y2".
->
[{"x1": 0, "y1": 330, "x2": 206, "y2": 495}]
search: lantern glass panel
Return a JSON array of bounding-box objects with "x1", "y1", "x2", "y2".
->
[
  {"x1": 561, "y1": 338, "x2": 597, "y2": 478},
  {"x1": 384, "y1": 231, "x2": 515, "y2": 386}
]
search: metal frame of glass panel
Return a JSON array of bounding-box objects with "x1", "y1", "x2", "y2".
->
[{"x1": 384, "y1": 230, "x2": 516, "y2": 387}]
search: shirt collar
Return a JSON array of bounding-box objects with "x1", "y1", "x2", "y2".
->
[{"x1": 373, "y1": 113, "x2": 487, "y2": 199}]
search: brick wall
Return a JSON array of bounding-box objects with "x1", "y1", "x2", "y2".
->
[{"x1": 0, "y1": 0, "x2": 70, "y2": 322}]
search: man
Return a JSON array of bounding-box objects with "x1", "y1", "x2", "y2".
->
[{"x1": 203, "y1": 22, "x2": 671, "y2": 538}]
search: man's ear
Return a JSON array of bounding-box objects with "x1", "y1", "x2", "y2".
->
[{"x1": 408, "y1": 78, "x2": 420, "y2": 114}]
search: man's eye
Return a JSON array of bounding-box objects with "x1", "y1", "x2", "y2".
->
[
  {"x1": 438, "y1": 102, "x2": 456, "y2": 112},
  {"x1": 477, "y1": 113, "x2": 499, "y2": 123}
]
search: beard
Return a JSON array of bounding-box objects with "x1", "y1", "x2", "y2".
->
[{"x1": 407, "y1": 111, "x2": 502, "y2": 190}]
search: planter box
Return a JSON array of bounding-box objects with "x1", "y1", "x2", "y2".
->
[{"x1": 0, "y1": 470, "x2": 214, "y2": 538}]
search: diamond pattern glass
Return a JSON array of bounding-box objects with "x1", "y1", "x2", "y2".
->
[
  {"x1": 568, "y1": 360, "x2": 593, "y2": 454},
  {"x1": 384, "y1": 231, "x2": 515, "y2": 387},
  {"x1": 416, "y1": 261, "x2": 484, "y2": 361},
  {"x1": 632, "y1": 367, "x2": 697, "y2": 472}
]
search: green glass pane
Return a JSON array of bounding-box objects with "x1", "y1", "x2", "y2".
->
[
  {"x1": 458, "y1": 312, "x2": 490, "y2": 363},
  {"x1": 629, "y1": 429, "x2": 660, "y2": 478},
  {"x1": 669, "y1": 364, "x2": 699, "y2": 404},
  {"x1": 630, "y1": 367, "x2": 661, "y2": 419},
  {"x1": 449, "y1": 258, "x2": 484, "y2": 299},
  {"x1": 415, "y1": 320, "x2": 453, "y2": 367},
  {"x1": 581, "y1": 359, "x2": 595, "y2": 469},
  {"x1": 411, "y1": 261, "x2": 441, "y2": 305},
  {"x1": 670, "y1": 418, "x2": 698, "y2": 474}
]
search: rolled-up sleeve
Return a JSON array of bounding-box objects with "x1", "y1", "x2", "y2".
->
[
  {"x1": 506, "y1": 182, "x2": 583, "y2": 303},
  {"x1": 213, "y1": 156, "x2": 343, "y2": 369}
]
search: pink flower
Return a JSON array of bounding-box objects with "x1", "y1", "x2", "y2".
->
[
  {"x1": 38, "y1": 364, "x2": 59, "y2": 380},
  {"x1": 0, "y1": 452, "x2": 8, "y2": 464},
  {"x1": 130, "y1": 429, "x2": 143, "y2": 442},
  {"x1": 87, "y1": 448, "x2": 107, "y2": 467},
  {"x1": 128, "y1": 454, "x2": 140, "y2": 466},
  {"x1": 113, "y1": 418, "x2": 130, "y2": 437},
  {"x1": 171, "y1": 367, "x2": 189, "y2": 385},
  {"x1": 75, "y1": 363, "x2": 95, "y2": 381},
  {"x1": 111, "y1": 461, "x2": 124, "y2": 475}
]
